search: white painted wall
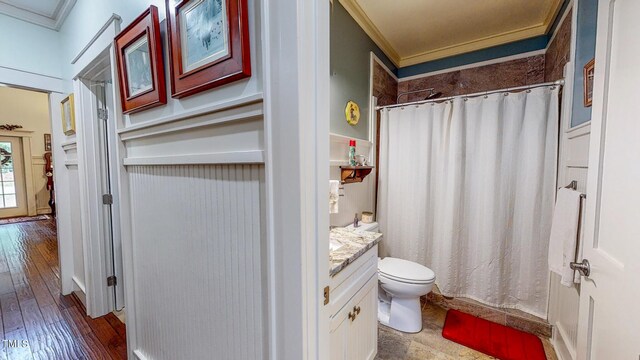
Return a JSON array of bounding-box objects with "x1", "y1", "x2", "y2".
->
[
  {"x1": 329, "y1": 134, "x2": 375, "y2": 227},
  {"x1": 0, "y1": 13, "x2": 63, "y2": 79},
  {"x1": 0, "y1": 86, "x2": 53, "y2": 214},
  {"x1": 58, "y1": 0, "x2": 261, "y2": 121}
]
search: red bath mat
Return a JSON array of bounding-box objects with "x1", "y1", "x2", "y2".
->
[{"x1": 442, "y1": 309, "x2": 546, "y2": 360}]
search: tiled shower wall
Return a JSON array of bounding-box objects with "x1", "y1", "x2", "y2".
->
[
  {"x1": 397, "y1": 54, "x2": 546, "y2": 102},
  {"x1": 546, "y1": 10, "x2": 573, "y2": 82},
  {"x1": 372, "y1": 60, "x2": 398, "y2": 107}
]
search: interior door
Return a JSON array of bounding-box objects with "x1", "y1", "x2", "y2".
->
[
  {"x1": 0, "y1": 136, "x2": 28, "y2": 218},
  {"x1": 576, "y1": 0, "x2": 640, "y2": 358},
  {"x1": 95, "y1": 81, "x2": 124, "y2": 311}
]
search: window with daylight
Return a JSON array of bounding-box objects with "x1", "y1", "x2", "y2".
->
[{"x1": 0, "y1": 142, "x2": 17, "y2": 209}]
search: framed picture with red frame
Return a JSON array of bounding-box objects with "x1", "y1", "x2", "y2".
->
[
  {"x1": 114, "y1": 5, "x2": 167, "y2": 114},
  {"x1": 165, "y1": 0, "x2": 251, "y2": 98}
]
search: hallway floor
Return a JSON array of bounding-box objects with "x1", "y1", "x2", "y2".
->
[
  {"x1": 0, "y1": 218, "x2": 127, "y2": 360},
  {"x1": 375, "y1": 301, "x2": 558, "y2": 360}
]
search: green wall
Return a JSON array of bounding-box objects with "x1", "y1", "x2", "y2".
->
[{"x1": 330, "y1": 1, "x2": 396, "y2": 140}]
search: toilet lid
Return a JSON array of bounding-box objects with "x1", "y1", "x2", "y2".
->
[{"x1": 378, "y1": 257, "x2": 435, "y2": 283}]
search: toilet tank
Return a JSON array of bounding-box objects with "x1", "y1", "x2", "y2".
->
[{"x1": 344, "y1": 221, "x2": 379, "y2": 233}]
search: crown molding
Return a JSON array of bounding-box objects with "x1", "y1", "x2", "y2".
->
[
  {"x1": 542, "y1": 0, "x2": 565, "y2": 33},
  {"x1": 0, "y1": 0, "x2": 76, "y2": 30},
  {"x1": 399, "y1": 23, "x2": 548, "y2": 67},
  {"x1": 399, "y1": 49, "x2": 546, "y2": 82},
  {"x1": 338, "y1": 0, "x2": 401, "y2": 67},
  {"x1": 340, "y1": 0, "x2": 563, "y2": 68}
]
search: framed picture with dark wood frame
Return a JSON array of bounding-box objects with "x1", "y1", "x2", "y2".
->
[
  {"x1": 165, "y1": 0, "x2": 251, "y2": 98},
  {"x1": 583, "y1": 58, "x2": 595, "y2": 107},
  {"x1": 114, "y1": 5, "x2": 166, "y2": 114}
]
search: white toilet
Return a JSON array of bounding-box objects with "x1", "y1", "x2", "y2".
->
[
  {"x1": 378, "y1": 257, "x2": 435, "y2": 333},
  {"x1": 345, "y1": 222, "x2": 436, "y2": 333}
]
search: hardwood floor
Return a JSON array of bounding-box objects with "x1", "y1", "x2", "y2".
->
[{"x1": 0, "y1": 218, "x2": 127, "y2": 360}]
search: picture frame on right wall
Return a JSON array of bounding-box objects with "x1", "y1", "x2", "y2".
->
[
  {"x1": 165, "y1": 0, "x2": 252, "y2": 98},
  {"x1": 583, "y1": 58, "x2": 595, "y2": 107}
]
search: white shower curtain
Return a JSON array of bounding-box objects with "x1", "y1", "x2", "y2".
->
[{"x1": 377, "y1": 86, "x2": 559, "y2": 317}]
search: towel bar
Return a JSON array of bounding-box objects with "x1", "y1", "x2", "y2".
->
[{"x1": 564, "y1": 180, "x2": 587, "y2": 279}]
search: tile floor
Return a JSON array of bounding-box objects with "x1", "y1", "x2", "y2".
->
[{"x1": 375, "y1": 301, "x2": 557, "y2": 360}]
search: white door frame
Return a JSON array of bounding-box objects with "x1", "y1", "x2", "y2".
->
[
  {"x1": 70, "y1": 15, "x2": 123, "y2": 318},
  {"x1": 0, "y1": 66, "x2": 79, "y2": 299},
  {"x1": 0, "y1": 129, "x2": 37, "y2": 216},
  {"x1": 74, "y1": 47, "x2": 124, "y2": 317},
  {"x1": 262, "y1": 0, "x2": 330, "y2": 358}
]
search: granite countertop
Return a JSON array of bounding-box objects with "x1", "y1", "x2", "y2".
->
[{"x1": 329, "y1": 228, "x2": 382, "y2": 277}]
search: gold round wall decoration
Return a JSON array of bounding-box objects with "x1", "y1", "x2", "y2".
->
[{"x1": 345, "y1": 100, "x2": 360, "y2": 126}]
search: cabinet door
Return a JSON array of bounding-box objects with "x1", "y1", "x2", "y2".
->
[
  {"x1": 346, "y1": 275, "x2": 378, "y2": 360},
  {"x1": 330, "y1": 309, "x2": 349, "y2": 359}
]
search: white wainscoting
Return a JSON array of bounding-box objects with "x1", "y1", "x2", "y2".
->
[
  {"x1": 128, "y1": 164, "x2": 265, "y2": 360},
  {"x1": 67, "y1": 164, "x2": 85, "y2": 297},
  {"x1": 549, "y1": 121, "x2": 590, "y2": 360},
  {"x1": 30, "y1": 156, "x2": 51, "y2": 214},
  {"x1": 59, "y1": 140, "x2": 86, "y2": 302}
]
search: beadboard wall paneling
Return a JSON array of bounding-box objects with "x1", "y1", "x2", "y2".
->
[{"x1": 129, "y1": 164, "x2": 266, "y2": 360}]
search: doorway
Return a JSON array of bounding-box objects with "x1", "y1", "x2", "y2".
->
[
  {"x1": 74, "y1": 47, "x2": 125, "y2": 315},
  {"x1": 0, "y1": 136, "x2": 27, "y2": 218}
]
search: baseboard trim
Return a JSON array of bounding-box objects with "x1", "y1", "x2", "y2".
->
[
  {"x1": 36, "y1": 208, "x2": 52, "y2": 215},
  {"x1": 553, "y1": 322, "x2": 577, "y2": 360},
  {"x1": 72, "y1": 275, "x2": 86, "y2": 294}
]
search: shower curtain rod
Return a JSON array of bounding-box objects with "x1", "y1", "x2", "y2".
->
[{"x1": 375, "y1": 79, "x2": 564, "y2": 111}]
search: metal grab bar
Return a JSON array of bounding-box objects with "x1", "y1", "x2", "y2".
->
[{"x1": 564, "y1": 180, "x2": 587, "y2": 277}]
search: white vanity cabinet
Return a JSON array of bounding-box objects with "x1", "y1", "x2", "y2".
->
[{"x1": 329, "y1": 245, "x2": 378, "y2": 360}]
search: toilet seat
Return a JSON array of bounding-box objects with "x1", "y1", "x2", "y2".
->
[
  {"x1": 378, "y1": 257, "x2": 435, "y2": 284},
  {"x1": 377, "y1": 257, "x2": 436, "y2": 332},
  {"x1": 379, "y1": 272, "x2": 435, "y2": 285}
]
